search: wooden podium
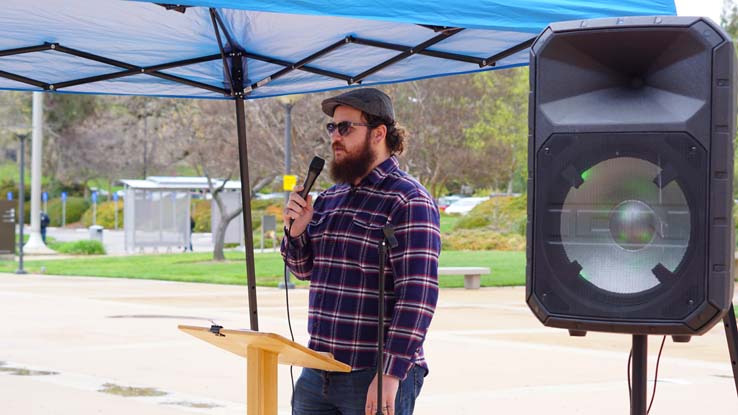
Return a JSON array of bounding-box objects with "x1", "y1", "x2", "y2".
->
[{"x1": 179, "y1": 325, "x2": 351, "y2": 415}]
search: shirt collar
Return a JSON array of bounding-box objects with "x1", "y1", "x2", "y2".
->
[{"x1": 362, "y1": 156, "x2": 399, "y2": 186}]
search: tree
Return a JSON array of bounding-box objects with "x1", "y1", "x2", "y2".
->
[
  {"x1": 381, "y1": 76, "x2": 500, "y2": 197},
  {"x1": 465, "y1": 67, "x2": 529, "y2": 194},
  {"x1": 721, "y1": 0, "x2": 738, "y2": 194},
  {"x1": 0, "y1": 91, "x2": 32, "y2": 164},
  {"x1": 165, "y1": 98, "x2": 311, "y2": 261},
  {"x1": 722, "y1": 0, "x2": 738, "y2": 35},
  {"x1": 51, "y1": 96, "x2": 183, "y2": 198},
  {"x1": 44, "y1": 94, "x2": 99, "y2": 182},
  {"x1": 245, "y1": 92, "x2": 334, "y2": 192}
]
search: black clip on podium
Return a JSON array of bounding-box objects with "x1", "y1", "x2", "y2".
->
[{"x1": 376, "y1": 225, "x2": 399, "y2": 415}]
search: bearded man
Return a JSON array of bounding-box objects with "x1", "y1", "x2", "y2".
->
[{"x1": 281, "y1": 88, "x2": 441, "y2": 415}]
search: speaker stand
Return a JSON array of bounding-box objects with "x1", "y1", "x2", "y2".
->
[
  {"x1": 631, "y1": 334, "x2": 648, "y2": 415},
  {"x1": 724, "y1": 304, "x2": 738, "y2": 396},
  {"x1": 630, "y1": 306, "x2": 738, "y2": 414}
]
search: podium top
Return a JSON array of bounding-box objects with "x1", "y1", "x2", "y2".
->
[{"x1": 179, "y1": 325, "x2": 351, "y2": 373}]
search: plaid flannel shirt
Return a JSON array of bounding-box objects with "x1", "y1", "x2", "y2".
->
[{"x1": 281, "y1": 156, "x2": 440, "y2": 380}]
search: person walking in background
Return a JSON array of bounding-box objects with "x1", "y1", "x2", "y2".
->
[
  {"x1": 188, "y1": 216, "x2": 195, "y2": 252},
  {"x1": 40, "y1": 211, "x2": 50, "y2": 244},
  {"x1": 281, "y1": 88, "x2": 441, "y2": 415}
]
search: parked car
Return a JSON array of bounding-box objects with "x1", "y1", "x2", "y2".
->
[
  {"x1": 255, "y1": 192, "x2": 286, "y2": 200},
  {"x1": 437, "y1": 195, "x2": 464, "y2": 212},
  {"x1": 444, "y1": 196, "x2": 489, "y2": 215}
]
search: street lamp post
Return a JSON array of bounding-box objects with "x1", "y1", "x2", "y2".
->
[
  {"x1": 284, "y1": 101, "x2": 294, "y2": 195},
  {"x1": 277, "y1": 95, "x2": 303, "y2": 289},
  {"x1": 16, "y1": 133, "x2": 27, "y2": 275}
]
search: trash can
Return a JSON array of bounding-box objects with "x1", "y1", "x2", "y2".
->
[{"x1": 89, "y1": 225, "x2": 104, "y2": 243}]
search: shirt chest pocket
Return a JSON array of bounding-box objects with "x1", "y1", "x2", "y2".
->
[
  {"x1": 350, "y1": 212, "x2": 392, "y2": 273},
  {"x1": 351, "y1": 212, "x2": 388, "y2": 242}
]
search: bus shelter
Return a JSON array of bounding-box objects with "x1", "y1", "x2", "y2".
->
[{"x1": 120, "y1": 176, "x2": 241, "y2": 252}]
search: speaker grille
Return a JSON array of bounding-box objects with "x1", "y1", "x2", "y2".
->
[
  {"x1": 533, "y1": 132, "x2": 706, "y2": 321},
  {"x1": 555, "y1": 157, "x2": 690, "y2": 294}
]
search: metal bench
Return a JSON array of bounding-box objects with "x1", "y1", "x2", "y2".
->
[{"x1": 438, "y1": 267, "x2": 490, "y2": 289}]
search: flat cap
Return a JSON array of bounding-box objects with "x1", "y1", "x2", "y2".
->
[{"x1": 321, "y1": 88, "x2": 395, "y2": 122}]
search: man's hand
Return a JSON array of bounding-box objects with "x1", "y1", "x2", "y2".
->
[
  {"x1": 365, "y1": 373, "x2": 400, "y2": 415},
  {"x1": 282, "y1": 185, "x2": 314, "y2": 237}
]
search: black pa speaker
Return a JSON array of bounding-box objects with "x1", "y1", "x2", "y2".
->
[{"x1": 526, "y1": 16, "x2": 736, "y2": 335}]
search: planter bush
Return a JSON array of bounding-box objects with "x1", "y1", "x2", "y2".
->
[
  {"x1": 47, "y1": 197, "x2": 91, "y2": 227},
  {"x1": 192, "y1": 198, "x2": 283, "y2": 233},
  {"x1": 51, "y1": 239, "x2": 106, "y2": 255},
  {"x1": 190, "y1": 199, "x2": 210, "y2": 232},
  {"x1": 442, "y1": 229, "x2": 525, "y2": 251},
  {"x1": 80, "y1": 201, "x2": 124, "y2": 228},
  {"x1": 455, "y1": 195, "x2": 527, "y2": 235}
]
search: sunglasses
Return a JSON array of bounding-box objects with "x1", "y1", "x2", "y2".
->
[{"x1": 325, "y1": 121, "x2": 371, "y2": 137}]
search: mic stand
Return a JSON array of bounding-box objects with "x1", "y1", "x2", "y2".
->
[{"x1": 376, "y1": 225, "x2": 398, "y2": 415}]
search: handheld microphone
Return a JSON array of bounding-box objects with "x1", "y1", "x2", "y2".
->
[
  {"x1": 289, "y1": 156, "x2": 325, "y2": 228},
  {"x1": 298, "y1": 156, "x2": 325, "y2": 199}
]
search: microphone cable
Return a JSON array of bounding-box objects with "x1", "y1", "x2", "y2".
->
[
  {"x1": 627, "y1": 335, "x2": 666, "y2": 414},
  {"x1": 284, "y1": 221, "x2": 297, "y2": 408},
  {"x1": 282, "y1": 156, "x2": 324, "y2": 414}
]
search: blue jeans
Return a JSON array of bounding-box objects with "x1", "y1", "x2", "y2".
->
[{"x1": 292, "y1": 365, "x2": 425, "y2": 415}]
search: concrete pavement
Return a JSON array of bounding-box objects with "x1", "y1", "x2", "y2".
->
[{"x1": 1, "y1": 273, "x2": 737, "y2": 414}]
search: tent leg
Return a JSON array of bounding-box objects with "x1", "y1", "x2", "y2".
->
[
  {"x1": 235, "y1": 96, "x2": 259, "y2": 331},
  {"x1": 232, "y1": 52, "x2": 259, "y2": 331}
]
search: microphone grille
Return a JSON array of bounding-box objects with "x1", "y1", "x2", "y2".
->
[{"x1": 309, "y1": 156, "x2": 325, "y2": 172}]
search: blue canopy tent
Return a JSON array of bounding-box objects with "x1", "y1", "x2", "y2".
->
[{"x1": 0, "y1": 0, "x2": 677, "y2": 329}]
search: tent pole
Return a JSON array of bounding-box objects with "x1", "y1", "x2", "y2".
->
[{"x1": 231, "y1": 52, "x2": 259, "y2": 331}]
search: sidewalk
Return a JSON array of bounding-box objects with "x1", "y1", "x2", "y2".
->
[{"x1": 0, "y1": 273, "x2": 736, "y2": 414}]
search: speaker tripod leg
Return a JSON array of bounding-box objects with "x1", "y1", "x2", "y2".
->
[
  {"x1": 723, "y1": 304, "x2": 738, "y2": 396},
  {"x1": 631, "y1": 335, "x2": 648, "y2": 415}
]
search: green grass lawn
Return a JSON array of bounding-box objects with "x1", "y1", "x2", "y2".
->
[
  {"x1": 0, "y1": 250, "x2": 525, "y2": 288},
  {"x1": 439, "y1": 214, "x2": 459, "y2": 233}
]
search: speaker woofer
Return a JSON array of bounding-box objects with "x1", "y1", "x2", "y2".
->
[{"x1": 558, "y1": 156, "x2": 690, "y2": 295}]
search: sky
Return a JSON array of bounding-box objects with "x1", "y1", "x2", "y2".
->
[{"x1": 675, "y1": 0, "x2": 724, "y2": 24}]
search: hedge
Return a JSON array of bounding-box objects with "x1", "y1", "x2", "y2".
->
[
  {"x1": 454, "y1": 195, "x2": 527, "y2": 235},
  {"x1": 48, "y1": 197, "x2": 91, "y2": 227},
  {"x1": 442, "y1": 229, "x2": 526, "y2": 251},
  {"x1": 51, "y1": 240, "x2": 106, "y2": 255},
  {"x1": 441, "y1": 195, "x2": 528, "y2": 251},
  {"x1": 80, "y1": 200, "x2": 123, "y2": 228},
  {"x1": 192, "y1": 198, "x2": 283, "y2": 233}
]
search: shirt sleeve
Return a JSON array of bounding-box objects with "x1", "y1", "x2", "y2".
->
[
  {"x1": 383, "y1": 194, "x2": 441, "y2": 379},
  {"x1": 280, "y1": 226, "x2": 313, "y2": 281}
]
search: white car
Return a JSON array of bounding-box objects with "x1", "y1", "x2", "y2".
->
[
  {"x1": 444, "y1": 197, "x2": 489, "y2": 215},
  {"x1": 437, "y1": 195, "x2": 463, "y2": 212}
]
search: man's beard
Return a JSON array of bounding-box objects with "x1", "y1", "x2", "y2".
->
[{"x1": 329, "y1": 131, "x2": 376, "y2": 184}]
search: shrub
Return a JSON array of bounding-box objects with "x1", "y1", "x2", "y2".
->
[
  {"x1": 192, "y1": 199, "x2": 211, "y2": 232},
  {"x1": 454, "y1": 195, "x2": 527, "y2": 235},
  {"x1": 47, "y1": 196, "x2": 91, "y2": 226},
  {"x1": 0, "y1": 178, "x2": 29, "y2": 202},
  {"x1": 191, "y1": 198, "x2": 283, "y2": 233},
  {"x1": 454, "y1": 214, "x2": 489, "y2": 229},
  {"x1": 442, "y1": 229, "x2": 525, "y2": 251},
  {"x1": 80, "y1": 201, "x2": 123, "y2": 228},
  {"x1": 252, "y1": 229, "x2": 279, "y2": 249},
  {"x1": 52, "y1": 240, "x2": 106, "y2": 255}
]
